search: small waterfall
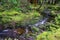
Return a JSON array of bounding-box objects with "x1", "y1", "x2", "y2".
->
[{"x1": 29, "y1": 17, "x2": 48, "y2": 27}]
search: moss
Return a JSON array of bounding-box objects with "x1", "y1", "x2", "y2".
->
[
  {"x1": 36, "y1": 28, "x2": 60, "y2": 40},
  {"x1": 0, "y1": 9, "x2": 41, "y2": 28}
]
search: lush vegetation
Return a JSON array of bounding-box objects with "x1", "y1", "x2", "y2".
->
[
  {"x1": 37, "y1": 28, "x2": 60, "y2": 40},
  {"x1": 0, "y1": 0, "x2": 60, "y2": 40}
]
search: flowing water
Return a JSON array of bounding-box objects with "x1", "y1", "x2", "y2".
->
[
  {"x1": 0, "y1": 16, "x2": 49, "y2": 40},
  {"x1": 28, "y1": 17, "x2": 49, "y2": 27},
  {"x1": 33, "y1": 17, "x2": 48, "y2": 27}
]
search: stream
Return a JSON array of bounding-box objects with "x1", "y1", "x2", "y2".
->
[{"x1": 0, "y1": 9, "x2": 54, "y2": 40}]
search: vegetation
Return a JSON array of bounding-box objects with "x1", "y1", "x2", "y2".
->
[
  {"x1": 0, "y1": 0, "x2": 60, "y2": 40},
  {"x1": 37, "y1": 28, "x2": 60, "y2": 40}
]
